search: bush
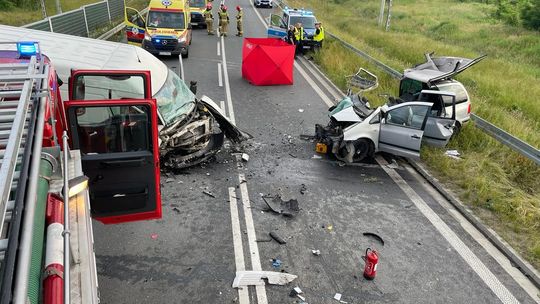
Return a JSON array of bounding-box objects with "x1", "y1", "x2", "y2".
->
[
  {"x1": 494, "y1": 0, "x2": 522, "y2": 25},
  {"x1": 521, "y1": 0, "x2": 540, "y2": 30},
  {"x1": 0, "y1": 0, "x2": 15, "y2": 10}
]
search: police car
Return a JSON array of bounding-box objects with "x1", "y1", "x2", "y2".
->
[{"x1": 267, "y1": 7, "x2": 318, "y2": 50}]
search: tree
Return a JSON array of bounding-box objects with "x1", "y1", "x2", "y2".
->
[
  {"x1": 521, "y1": 0, "x2": 540, "y2": 30},
  {"x1": 0, "y1": 0, "x2": 14, "y2": 10}
]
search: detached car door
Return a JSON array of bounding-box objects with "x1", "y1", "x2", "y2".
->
[
  {"x1": 65, "y1": 70, "x2": 161, "y2": 224},
  {"x1": 125, "y1": 7, "x2": 146, "y2": 46},
  {"x1": 378, "y1": 102, "x2": 432, "y2": 159}
]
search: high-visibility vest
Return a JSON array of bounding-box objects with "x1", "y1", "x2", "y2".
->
[
  {"x1": 294, "y1": 27, "x2": 304, "y2": 41},
  {"x1": 314, "y1": 26, "x2": 324, "y2": 42},
  {"x1": 218, "y1": 11, "x2": 228, "y2": 22},
  {"x1": 203, "y1": 9, "x2": 213, "y2": 21}
]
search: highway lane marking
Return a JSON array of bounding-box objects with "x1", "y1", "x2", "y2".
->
[
  {"x1": 294, "y1": 62, "x2": 334, "y2": 107},
  {"x1": 218, "y1": 62, "x2": 223, "y2": 87},
  {"x1": 404, "y1": 164, "x2": 540, "y2": 303},
  {"x1": 178, "y1": 55, "x2": 185, "y2": 80},
  {"x1": 298, "y1": 56, "x2": 342, "y2": 100},
  {"x1": 376, "y1": 155, "x2": 520, "y2": 304},
  {"x1": 220, "y1": 100, "x2": 226, "y2": 117},
  {"x1": 217, "y1": 41, "x2": 221, "y2": 56},
  {"x1": 228, "y1": 187, "x2": 250, "y2": 304},
  {"x1": 220, "y1": 35, "x2": 236, "y2": 124},
  {"x1": 238, "y1": 172, "x2": 268, "y2": 304}
]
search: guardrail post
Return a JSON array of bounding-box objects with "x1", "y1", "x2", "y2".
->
[
  {"x1": 48, "y1": 17, "x2": 54, "y2": 32},
  {"x1": 105, "y1": 0, "x2": 112, "y2": 21},
  {"x1": 82, "y1": 7, "x2": 90, "y2": 37}
]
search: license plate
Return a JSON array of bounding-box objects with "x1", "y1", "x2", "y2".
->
[
  {"x1": 303, "y1": 46, "x2": 311, "y2": 49},
  {"x1": 191, "y1": 22, "x2": 198, "y2": 25},
  {"x1": 159, "y1": 51, "x2": 172, "y2": 56}
]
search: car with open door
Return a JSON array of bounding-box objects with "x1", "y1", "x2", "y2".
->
[
  {"x1": 65, "y1": 70, "x2": 161, "y2": 224},
  {"x1": 315, "y1": 91, "x2": 457, "y2": 163}
]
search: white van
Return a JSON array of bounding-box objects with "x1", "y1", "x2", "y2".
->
[{"x1": 0, "y1": 25, "x2": 248, "y2": 168}]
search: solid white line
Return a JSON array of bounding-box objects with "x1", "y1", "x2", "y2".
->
[
  {"x1": 228, "y1": 187, "x2": 250, "y2": 304},
  {"x1": 220, "y1": 35, "x2": 236, "y2": 124},
  {"x1": 238, "y1": 173, "x2": 268, "y2": 304},
  {"x1": 376, "y1": 156, "x2": 520, "y2": 304},
  {"x1": 220, "y1": 100, "x2": 226, "y2": 115},
  {"x1": 299, "y1": 56, "x2": 344, "y2": 100},
  {"x1": 218, "y1": 62, "x2": 223, "y2": 87},
  {"x1": 217, "y1": 41, "x2": 221, "y2": 56},
  {"x1": 404, "y1": 165, "x2": 540, "y2": 303},
  {"x1": 178, "y1": 55, "x2": 185, "y2": 80},
  {"x1": 294, "y1": 61, "x2": 334, "y2": 107}
]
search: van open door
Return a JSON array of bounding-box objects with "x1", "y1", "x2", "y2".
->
[
  {"x1": 418, "y1": 90, "x2": 456, "y2": 147},
  {"x1": 65, "y1": 70, "x2": 161, "y2": 224},
  {"x1": 125, "y1": 7, "x2": 146, "y2": 46},
  {"x1": 378, "y1": 103, "x2": 433, "y2": 159},
  {"x1": 268, "y1": 14, "x2": 287, "y2": 38}
]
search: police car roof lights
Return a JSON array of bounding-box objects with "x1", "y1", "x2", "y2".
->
[{"x1": 16, "y1": 41, "x2": 40, "y2": 59}]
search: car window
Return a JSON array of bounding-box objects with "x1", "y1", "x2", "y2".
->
[
  {"x1": 386, "y1": 105, "x2": 429, "y2": 129},
  {"x1": 399, "y1": 78, "x2": 424, "y2": 100},
  {"x1": 436, "y1": 83, "x2": 469, "y2": 105},
  {"x1": 147, "y1": 11, "x2": 185, "y2": 29},
  {"x1": 154, "y1": 69, "x2": 196, "y2": 125},
  {"x1": 289, "y1": 16, "x2": 316, "y2": 28},
  {"x1": 73, "y1": 74, "x2": 145, "y2": 101}
]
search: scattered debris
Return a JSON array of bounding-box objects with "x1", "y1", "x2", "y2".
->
[
  {"x1": 363, "y1": 232, "x2": 385, "y2": 246},
  {"x1": 206, "y1": 172, "x2": 210, "y2": 176},
  {"x1": 326, "y1": 224, "x2": 333, "y2": 232},
  {"x1": 269, "y1": 231, "x2": 287, "y2": 244},
  {"x1": 288, "y1": 153, "x2": 297, "y2": 158},
  {"x1": 202, "y1": 190, "x2": 216, "y2": 198},
  {"x1": 262, "y1": 195, "x2": 300, "y2": 218},
  {"x1": 232, "y1": 271, "x2": 297, "y2": 288},
  {"x1": 445, "y1": 149, "x2": 461, "y2": 159},
  {"x1": 312, "y1": 154, "x2": 322, "y2": 159},
  {"x1": 334, "y1": 293, "x2": 342, "y2": 301},
  {"x1": 386, "y1": 159, "x2": 400, "y2": 169},
  {"x1": 298, "y1": 108, "x2": 305, "y2": 113},
  {"x1": 272, "y1": 258, "x2": 282, "y2": 268},
  {"x1": 172, "y1": 207, "x2": 181, "y2": 214},
  {"x1": 151, "y1": 234, "x2": 158, "y2": 240},
  {"x1": 289, "y1": 286, "x2": 303, "y2": 297},
  {"x1": 297, "y1": 294, "x2": 306, "y2": 301},
  {"x1": 312, "y1": 249, "x2": 321, "y2": 256},
  {"x1": 299, "y1": 184, "x2": 307, "y2": 195},
  {"x1": 242, "y1": 153, "x2": 250, "y2": 162},
  {"x1": 165, "y1": 177, "x2": 175, "y2": 183}
]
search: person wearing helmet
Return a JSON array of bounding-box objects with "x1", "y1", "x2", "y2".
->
[
  {"x1": 203, "y1": 3, "x2": 214, "y2": 35},
  {"x1": 235, "y1": 6, "x2": 243, "y2": 37},
  {"x1": 218, "y1": 5, "x2": 229, "y2": 37}
]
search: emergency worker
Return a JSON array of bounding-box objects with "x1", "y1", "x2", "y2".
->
[
  {"x1": 203, "y1": 3, "x2": 214, "y2": 35},
  {"x1": 235, "y1": 6, "x2": 243, "y2": 37},
  {"x1": 285, "y1": 25, "x2": 297, "y2": 45},
  {"x1": 294, "y1": 23, "x2": 304, "y2": 56},
  {"x1": 218, "y1": 5, "x2": 229, "y2": 37},
  {"x1": 313, "y1": 22, "x2": 325, "y2": 49}
]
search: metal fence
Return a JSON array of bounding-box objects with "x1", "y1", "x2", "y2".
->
[{"x1": 23, "y1": 0, "x2": 125, "y2": 38}]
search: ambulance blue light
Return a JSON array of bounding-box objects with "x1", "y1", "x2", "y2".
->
[{"x1": 17, "y1": 42, "x2": 38, "y2": 58}]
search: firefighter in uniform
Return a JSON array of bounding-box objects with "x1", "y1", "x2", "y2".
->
[
  {"x1": 203, "y1": 3, "x2": 214, "y2": 35},
  {"x1": 218, "y1": 5, "x2": 229, "y2": 37},
  {"x1": 236, "y1": 6, "x2": 243, "y2": 37},
  {"x1": 313, "y1": 22, "x2": 325, "y2": 50}
]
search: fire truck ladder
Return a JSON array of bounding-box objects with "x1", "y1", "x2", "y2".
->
[{"x1": 0, "y1": 44, "x2": 49, "y2": 303}]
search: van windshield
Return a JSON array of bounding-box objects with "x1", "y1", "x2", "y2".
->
[
  {"x1": 289, "y1": 16, "x2": 316, "y2": 29},
  {"x1": 154, "y1": 69, "x2": 196, "y2": 125},
  {"x1": 189, "y1": 0, "x2": 206, "y2": 8},
  {"x1": 147, "y1": 11, "x2": 185, "y2": 29}
]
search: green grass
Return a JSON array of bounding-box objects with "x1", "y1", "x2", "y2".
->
[{"x1": 291, "y1": 0, "x2": 540, "y2": 269}]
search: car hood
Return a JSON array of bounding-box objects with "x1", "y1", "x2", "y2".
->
[{"x1": 403, "y1": 53, "x2": 486, "y2": 85}]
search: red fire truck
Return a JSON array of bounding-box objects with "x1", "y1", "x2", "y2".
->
[{"x1": 0, "y1": 41, "x2": 161, "y2": 304}]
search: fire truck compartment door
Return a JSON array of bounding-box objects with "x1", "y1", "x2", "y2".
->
[{"x1": 65, "y1": 99, "x2": 162, "y2": 224}]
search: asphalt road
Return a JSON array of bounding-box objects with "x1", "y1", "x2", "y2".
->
[{"x1": 93, "y1": 1, "x2": 540, "y2": 303}]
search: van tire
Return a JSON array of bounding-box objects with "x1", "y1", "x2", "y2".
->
[{"x1": 182, "y1": 50, "x2": 189, "y2": 58}]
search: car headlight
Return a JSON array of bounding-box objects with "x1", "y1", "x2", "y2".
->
[
  {"x1": 144, "y1": 33, "x2": 152, "y2": 41},
  {"x1": 178, "y1": 36, "x2": 187, "y2": 43}
]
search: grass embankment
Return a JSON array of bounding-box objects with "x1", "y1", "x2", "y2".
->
[{"x1": 288, "y1": 0, "x2": 540, "y2": 269}]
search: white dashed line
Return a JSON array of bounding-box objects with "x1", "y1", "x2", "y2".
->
[{"x1": 228, "y1": 187, "x2": 249, "y2": 304}]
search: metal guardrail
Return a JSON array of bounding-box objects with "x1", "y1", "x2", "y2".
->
[
  {"x1": 23, "y1": 0, "x2": 125, "y2": 38},
  {"x1": 471, "y1": 114, "x2": 540, "y2": 165}
]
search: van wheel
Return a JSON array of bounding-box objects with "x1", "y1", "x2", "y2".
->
[{"x1": 182, "y1": 50, "x2": 189, "y2": 58}]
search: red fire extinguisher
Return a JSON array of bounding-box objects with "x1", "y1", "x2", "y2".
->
[{"x1": 363, "y1": 247, "x2": 378, "y2": 280}]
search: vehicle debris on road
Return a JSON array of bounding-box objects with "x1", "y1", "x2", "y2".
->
[
  {"x1": 445, "y1": 149, "x2": 461, "y2": 159},
  {"x1": 202, "y1": 190, "x2": 216, "y2": 198},
  {"x1": 312, "y1": 249, "x2": 321, "y2": 256},
  {"x1": 262, "y1": 195, "x2": 300, "y2": 218},
  {"x1": 241, "y1": 153, "x2": 250, "y2": 162},
  {"x1": 363, "y1": 232, "x2": 385, "y2": 246},
  {"x1": 269, "y1": 231, "x2": 287, "y2": 244},
  {"x1": 272, "y1": 258, "x2": 282, "y2": 269}
]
